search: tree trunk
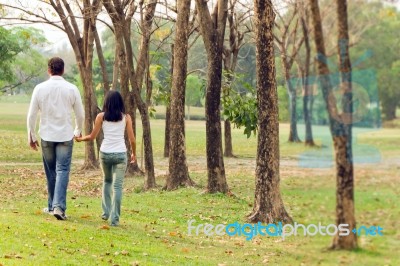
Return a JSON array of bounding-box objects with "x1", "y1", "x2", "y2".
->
[
  {"x1": 164, "y1": 44, "x2": 174, "y2": 158},
  {"x1": 309, "y1": 0, "x2": 357, "y2": 249},
  {"x1": 248, "y1": 0, "x2": 292, "y2": 224},
  {"x1": 300, "y1": 14, "x2": 315, "y2": 146},
  {"x1": 80, "y1": 66, "x2": 98, "y2": 169},
  {"x1": 224, "y1": 119, "x2": 235, "y2": 157},
  {"x1": 282, "y1": 56, "x2": 301, "y2": 143},
  {"x1": 196, "y1": 0, "x2": 229, "y2": 193},
  {"x1": 165, "y1": 0, "x2": 194, "y2": 190},
  {"x1": 332, "y1": 0, "x2": 357, "y2": 250},
  {"x1": 288, "y1": 85, "x2": 301, "y2": 142},
  {"x1": 164, "y1": 104, "x2": 171, "y2": 157}
]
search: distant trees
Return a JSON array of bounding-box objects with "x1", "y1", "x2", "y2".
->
[{"x1": 0, "y1": 27, "x2": 46, "y2": 94}]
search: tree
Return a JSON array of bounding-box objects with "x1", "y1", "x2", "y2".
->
[
  {"x1": 2, "y1": 0, "x2": 105, "y2": 169},
  {"x1": 165, "y1": 0, "x2": 195, "y2": 190},
  {"x1": 0, "y1": 27, "x2": 24, "y2": 87},
  {"x1": 195, "y1": 0, "x2": 229, "y2": 193},
  {"x1": 308, "y1": 0, "x2": 357, "y2": 249},
  {"x1": 0, "y1": 27, "x2": 46, "y2": 94},
  {"x1": 297, "y1": 1, "x2": 315, "y2": 146},
  {"x1": 274, "y1": 2, "x2": 305, "y2": 143},
  {"x1": 103, "y1": 0, "x2": 157, "y2": 189},
  {"x1": 222, "y1": 0, "x2": 252, "y2": 157},
  {"x1": 247, "y1": 0, "x2": 292, "y2": 224}
]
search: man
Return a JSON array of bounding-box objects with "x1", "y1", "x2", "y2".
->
[{"x1": 27, "y1": 57, "x2": 84, "y2": 220}]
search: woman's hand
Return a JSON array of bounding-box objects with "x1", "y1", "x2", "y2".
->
[
  {"x1": 130, "y1": 153, "x2": 136, "y2": 164},
  {"x1": 74, "y1": 136, "x2": 84, "y2": 142}
]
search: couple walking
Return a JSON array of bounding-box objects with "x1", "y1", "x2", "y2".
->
[{"x1": 27, "y1": 57, "x2": 136, "y2": 226}]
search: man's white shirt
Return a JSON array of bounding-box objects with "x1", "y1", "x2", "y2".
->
[{"x1": 27, "y1": 76, "x2": 84, "y2": 143}]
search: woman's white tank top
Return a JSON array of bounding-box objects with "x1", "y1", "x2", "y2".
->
[{"x1": 100, "y1": 115, "x2": 126, "y2": 153}]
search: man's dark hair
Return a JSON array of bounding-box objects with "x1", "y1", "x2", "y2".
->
[
  {"x1": 48, "y1": 57, "x2": 64, "y2": 75},
  {"x1": 103, "y1": 90, "x2": 125, "y2": 122}
]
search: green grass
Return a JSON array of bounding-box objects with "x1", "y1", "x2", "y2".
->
[{"x1": 0, "y1": 97, "x2": 399, "y2": 265}]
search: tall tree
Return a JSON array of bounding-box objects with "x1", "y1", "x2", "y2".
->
[
  {"x1": 247, "y1": 0, "x2": 292, "y2": 224},
  {"x1": 103, "y1": 0, "x2": 157, "y2": 189},
  {"x1": 165, "y1": 0, "x2": 195, "y2": 190},
  {"x1": 274, "y1": 3, "x2": 304, "y2": 143},
  {"x1": 333, "y1": 0, "x2": 357, "y2": 249},
  {"x1": 2, "y1": 0, "x2": 106, "y2": 169},
  {"x1": 222, "y1": 0, "x2": 251, "y2": 157},
  {"x1": 309, "y1": 0, "x2": 357, "y2": 249},
  {"x1": 297, "y1": 1, "x2": 315, "y2": 146},
  {"x1": 195, "y1": 0, "x2": 229, "y2": 193}
]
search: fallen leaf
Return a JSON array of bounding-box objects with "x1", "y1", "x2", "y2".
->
[
  {"x1": 100, "y1": 225, "x2": 110, "y2": 230},
  {"x1": 121, "y1": 250, "x2": 129, "y2": 256},
  {"x1": 169, "y1": 232, "x2": 177, "y2": 236}
]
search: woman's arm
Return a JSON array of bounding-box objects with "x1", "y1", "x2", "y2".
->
[
  {"x1": 75, "y1": 113, "x2": 104, "y2": 142},
  {"x1": 125, "y1": 114, "x2": 137, "y2": 163}
]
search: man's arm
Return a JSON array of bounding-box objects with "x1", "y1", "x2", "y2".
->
[
  {"x1": 73, "y1": 87, "x2": 85, "y2": 137},
  {"x1": 27, "y1": 88, "x2": 39, "y2": 150}
]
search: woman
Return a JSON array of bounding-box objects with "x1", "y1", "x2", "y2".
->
[{"x1": 76, "y1": 90, "x2": 136, "y2": 226}]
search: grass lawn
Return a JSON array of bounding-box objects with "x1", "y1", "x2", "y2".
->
[{"x1": 0, "y1": 98, "x2": 399, "y2": 265}]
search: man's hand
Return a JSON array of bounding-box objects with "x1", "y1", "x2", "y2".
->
[
  {"x1": 30, "y1": 140, "x2": 40, "y2": 151},
  {"x1": 74, "y1": 134, "x2": 83, "y2": 142}
]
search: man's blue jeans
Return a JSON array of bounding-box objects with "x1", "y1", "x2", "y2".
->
[
  {"x1": 41, "y1": 139, "x2": 73, "y2": 212},
  {"x1": 99, "y1": 152, "x2": 127, "y2": 226}
]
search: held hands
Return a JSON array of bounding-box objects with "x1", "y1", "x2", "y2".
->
[{"x1": 74, "y1": 134, "x2": 84, "y2": 142}]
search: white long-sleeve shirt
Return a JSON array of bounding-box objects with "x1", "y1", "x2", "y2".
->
[{"x1": 27, "y1": 75, "x2": 84, "y2": 143}]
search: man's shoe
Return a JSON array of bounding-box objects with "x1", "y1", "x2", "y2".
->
[
  {"x1": 43, "y1": 208, "x2": 53, "y2": 215},
  {"x1": 53, "y1": 207, "x2": 67, "y2": 220}
]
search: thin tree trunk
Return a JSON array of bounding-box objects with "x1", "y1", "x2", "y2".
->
[
  {"x1": 196, "y1": 0, "x2": 229, "y2": 193},
  {"x1": 165, "y1": 0, "x2": 194, "y2": 190},
  {"x1": 224, "y1": 119, "x2": 235, "y2": 157},
  {"x1": 164, "y1": 104, "x2": 171, "y2": 157},
  {"x1": 282, "y1": 56, "x2": 301, "y2": 143},
  {"x1": 332, "y1": 0, "x2": 357, "y2": 250},
  {"x1": 309, "y1": 0, "x2": 357, "y2": 249},
  {"x1": 164, "y1": 44, "x2": 174, "y2": 158},
  {"x1": 248, "y1": 0, "x2": 292, "y2": 224},
  {"x1": 300, "y1": 14, "x2": 315, "y2": 146},
  {"x1": 94, "y1": 28, "x2": 110, "y2": 94}
]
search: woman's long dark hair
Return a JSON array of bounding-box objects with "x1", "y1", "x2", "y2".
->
[{"x1": 103, "y1": 90, "x2": 125, "y2": 122}]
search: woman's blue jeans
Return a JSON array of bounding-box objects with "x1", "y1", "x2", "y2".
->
[
  {"x1": 41, "y1": 139, "x2": 73, "y2": 212},
  {"x1": 99, "y1": 152, "x2": 127, "y2": 226}
]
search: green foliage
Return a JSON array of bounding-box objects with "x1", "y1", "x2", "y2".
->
[
  {"x1": 277, "y1": 85, "x2": 290, "y2": 122},
  {"x1": 0, "y1": 27, "x2": 47, "y2": 93},
  {"x1": 0, "y1": 27, "x2": 24, "y2": 83},
  {"x1": 185, "y1": 74, "x2": 205, "y2": 107},
  {"x1": 222, "y1": 78, "x2": 257, "y2": 138}
]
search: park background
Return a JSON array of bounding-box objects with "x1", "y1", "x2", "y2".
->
[{"x1": 1, "y1": 0, "x2": 400, "y2": 265}]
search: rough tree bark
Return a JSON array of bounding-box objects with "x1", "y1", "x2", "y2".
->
[
  {"x1": 247, "y1": 0, "x2": 292, "y2": 224},
  {"x1": 165, "y1": 0, "x2": 195, "y2": 190},
  {"x1": 332, "y1": 0, "x2": 357, "y2": 250},
  {"x1": 309, "y1": 0, "x2": 357, "y2": 249},
  {"x1": 195, "y1": 0, "x2": 229, "y2": 193}
]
